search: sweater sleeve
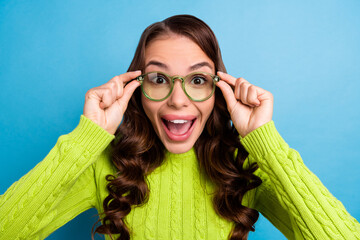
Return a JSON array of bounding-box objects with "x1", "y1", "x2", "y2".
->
[
  {"x1": 240, "y1": 121, "x2": 360, "y2": 240},
  {"x1": 0, "y1": 115, "x2": 115, "y2": 240}
]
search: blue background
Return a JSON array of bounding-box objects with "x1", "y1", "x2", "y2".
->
[{"x1": 1, "y1": 0, "x2": 359, "y2": 239}]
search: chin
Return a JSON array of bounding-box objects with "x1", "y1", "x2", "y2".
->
[{"x1": 162, "y1": 140, "x2": 196, "y2": 154}]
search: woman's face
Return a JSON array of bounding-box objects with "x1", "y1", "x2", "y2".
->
[{"x1": 142, "y1": 34, "x2": 215, "y2": 154}]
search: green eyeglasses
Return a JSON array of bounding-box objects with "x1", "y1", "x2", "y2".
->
[{"x1": 136, "y1": 71, "x2": 220, "y2": 102}]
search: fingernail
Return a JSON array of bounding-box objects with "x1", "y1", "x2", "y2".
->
[
  {"x1": 217, "y1": 71, "x2": 224, "y2": 74},
  {"x1": 134, "y1": 70, "x2": 141, "y2": 74}
]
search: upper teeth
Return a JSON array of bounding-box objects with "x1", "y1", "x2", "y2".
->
[{"x1": 168, "y1": 119, "x2": 189, "y2": 124}]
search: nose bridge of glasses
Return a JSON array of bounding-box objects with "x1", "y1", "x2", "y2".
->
[
  {"x1": 170, "y1": 76, "x2": 185, "y2": 94},
  {"x1": 168, "y1": 75, "x2": 190, "y2": 102},
  {"x1": 170, "y1": 75, "x2": 185, "y2": 84}
]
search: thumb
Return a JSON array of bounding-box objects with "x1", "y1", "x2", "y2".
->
[
  {"x1": 216, "y1": 80, "x2": 238, "y2": 113},
  {"x1": 116, "y1": 80, "x2": 141, "y2": 109}
]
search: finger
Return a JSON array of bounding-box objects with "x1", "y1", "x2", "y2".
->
[
  {"x1": 116, "y1": 80, "x2": 141, "y2": 109},
  {"x1": 240, "y1": 81, "x2": 250, "y2": 105},
  {"x1": 106, "y1": 77, "x2": 122, "y2": 101},
  {"x1": 248, "y1": 85, "x2": 261, "y2": 106},
  {"x1": 107, "y1": 70, "x2": 142, "y2": 102},
  {"x1": 118, "y1": 70, "x2": 142, "y2": 84},
  {"x1": 234, "y1": 78, "x2": 241, "y2": 99},
  {"x1": 216, "y1": 80, "x2": 237, "y2": 112},
  {"x1": 97, "y1": 87, "x2": 115, "y2": 109},
  {"x1": 217, "y1": 71, "x2": 237, "y2": 87},
  {"x1": 234, "y1": 77, "x2": 249, "y2": 99},
  {"x1": 107, "y1": 70, "x2": 142, "y2": 98}
]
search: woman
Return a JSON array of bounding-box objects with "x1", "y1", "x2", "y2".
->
[{"x1": 0, "y1": 15, "x2": 359, "y2": 240}]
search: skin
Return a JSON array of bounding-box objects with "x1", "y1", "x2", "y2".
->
[
  {"x1": 83, "y1": 33, "x2": 274, "y2": 154},
  {"x1": 216, "y1": 71, "x2": 274, "y2": 139},
  {"x1": 141, "y1": 34, "x2": 216, "y2": 154}
]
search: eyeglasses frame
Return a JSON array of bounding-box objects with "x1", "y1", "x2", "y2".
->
[{"x1": 136, "y1": 71, "x2": 220, "y2": 102}]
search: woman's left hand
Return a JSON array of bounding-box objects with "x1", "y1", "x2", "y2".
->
[{"x1": 216, "y1": 71, "x2": 274, "y2": 138}]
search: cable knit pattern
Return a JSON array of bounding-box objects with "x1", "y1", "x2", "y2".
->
[
  {"x1": 170, "y1": 153, "x2": 182, "y2": 239},
  {"x1": 144, "y1": 168, "x2": 159, "y2": 239},
  {"x1": 192, "y1": 157, "x2": 206, "y2": 240},
  {"x1": 0, "y1": 115, "x2": 115, "y2": 240},
  {"x1": 241, "y1": 121, "x2": 360, "y2": 240},
  {"x1": 217, "y1": 212, "x2": 229, "y2": 239},
  {"x1": 256, "y1": 151, "x2": 318, "y2": 240},
  {"x1": 1, "y1": 116, "x2": 359, "y2": 240}
]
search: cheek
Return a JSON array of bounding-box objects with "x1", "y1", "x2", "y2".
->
[
  {"x1": 141, "y1": 95, "x2": 152, "y2": 119},
  {"x1": 196, "y1": 96, "x2": 215, "y2": 125},
  {"x1": 141, "y1": 95, "x2": 159, "y2": 126},
  {"x1": 203, "y1": 97, "x2": 215, "y2": 118}
]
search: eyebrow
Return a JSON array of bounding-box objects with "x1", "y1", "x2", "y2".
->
[
  {"x1": 145, "y1": 60, "x2": 169, "y2": 70},
  {"x1": 145, "y1": 60, "x2": 213, "y2": 72},
  {"x1": 189, "y1": 61, "x2": 213, "y2": 71}
]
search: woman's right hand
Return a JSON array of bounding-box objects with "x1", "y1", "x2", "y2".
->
[{"x1": 83, "y1": 70, "x2": 141, "y2": 135}]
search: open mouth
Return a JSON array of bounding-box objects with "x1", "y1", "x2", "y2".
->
[{"x1": 161, "y1": 117, "x2": 196, "y2": 141}]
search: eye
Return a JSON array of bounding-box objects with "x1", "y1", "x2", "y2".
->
[
  {"x1": 148, "y1": 74, "x2": 169, "y2": 85},
  {"x1": 190, "y1": 75, "x2": 207, "y2": 85}
]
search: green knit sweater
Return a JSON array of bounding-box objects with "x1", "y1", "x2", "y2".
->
[{"x1": 0, "y1": 115, "x2": 359, "y2": 240}]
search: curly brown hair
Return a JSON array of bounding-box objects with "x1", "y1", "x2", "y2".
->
[{"x1": 92, "y1": 14, "x2": 262, "y2": 240}]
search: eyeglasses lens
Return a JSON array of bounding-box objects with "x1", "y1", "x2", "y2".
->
[
  {"x1": 184, "y1": 73, "x2": 214, "y2": 101},
  {"x1": 142, "y1": 72, "x2": 171, "y2": 100},
  {"x1": 141, "y1": 72, "x2": 214, "y2": 101}
]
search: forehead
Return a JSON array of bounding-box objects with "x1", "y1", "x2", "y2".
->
[{"x1": 144, "y1": 34, "x2": 214, "y2": 73}]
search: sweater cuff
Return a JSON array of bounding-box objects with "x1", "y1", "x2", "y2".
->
[
  {"x1": 240, "y1": 121, "x2": 288, "y2": 158},
  {"x1": 67, "y1": 115, "x2": 115, "y2": 154}
]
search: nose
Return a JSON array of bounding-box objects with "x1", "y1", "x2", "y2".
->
[{"x1": 167, "y1": 78, "x2": 190, "y2": 108}]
